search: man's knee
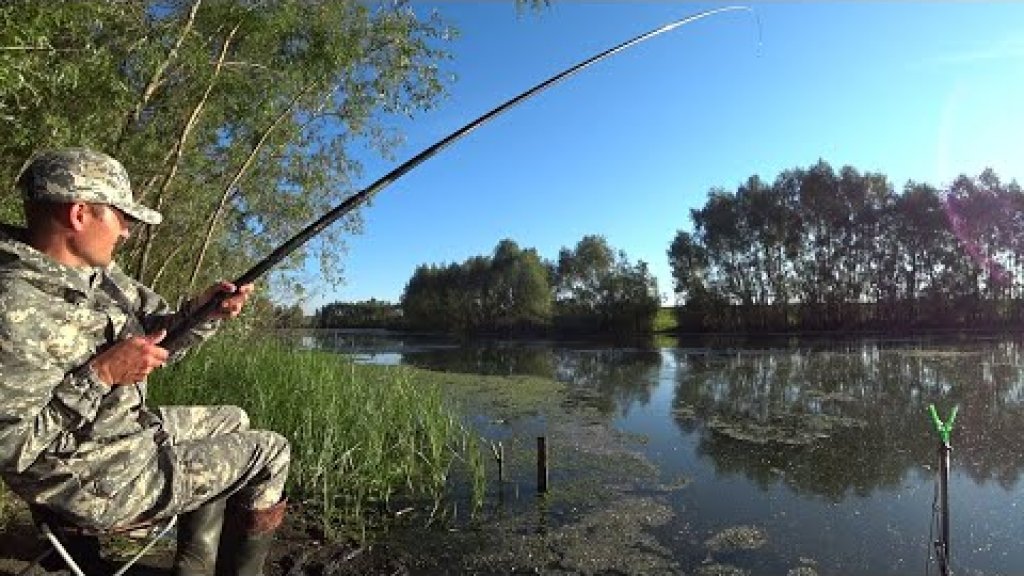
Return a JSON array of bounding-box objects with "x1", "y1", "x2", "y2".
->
[
  {"x1": 261, "y1": 430, "x2": 290, "y2": 465},
  {"x1": 223, "y1": 405, "x2": 250, "y2": 431}
]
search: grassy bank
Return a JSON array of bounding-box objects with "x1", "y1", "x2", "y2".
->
[
  {"x1": 654, "y1": 306, "x2": 679, "y2": 333},
  {"x1": 146, "y1": 338, "x2": 484, "y2": 539},
  {"x1": 0, "y1": 338, "x2": 494, "y2": 539}
]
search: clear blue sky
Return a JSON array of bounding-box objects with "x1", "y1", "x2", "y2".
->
[{"x1": 301, "y1": 2, "x2": 1024, "y2": 311}]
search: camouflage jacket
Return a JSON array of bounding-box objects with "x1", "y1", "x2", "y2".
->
[{"x1": 0, "y1": 225, "x2": 217, "y2": 527}]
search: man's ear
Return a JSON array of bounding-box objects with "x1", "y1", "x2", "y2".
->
[{"x1": 67, "y1": 202, "x2": 91, "y2": 232}]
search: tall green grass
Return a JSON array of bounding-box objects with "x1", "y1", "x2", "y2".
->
[{"x1": 150, "y1": 338, "x2": 481, "y2": 540}]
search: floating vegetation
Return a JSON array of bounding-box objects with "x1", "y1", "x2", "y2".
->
[
  {"x1": 660, "y1": 475, "x2": 693, "y2": 492},
  {"x1": 707, "y1": 413, "x2": 867, "y2": 446},
  {"x1": 543, "y1": 496, "x2": 677, "y2": 574},
  {"x1": 804, "y1": 389, "x2": 859, "y2": 404},
  {"x1": 697, "y1": 563, "x2": 750, "y2": 576},
  {"x1": 464, "y1": 495, "x2": 679, "y2": 575},
  {"x1": 705, "y1": 525, "x2": 767, "y2": 553},
  {"x1": 787, "y1": 566, "x2": 819, "y2": 576},
  {"x1": 672, "y1": 404, "x2": 698, "y2": 422},
  {"x1": 894, "y1": 349, "x2": 981, "y2": 358},
  {"x1": 426, "y1": 371, "x2": 566, "y2": 422}
]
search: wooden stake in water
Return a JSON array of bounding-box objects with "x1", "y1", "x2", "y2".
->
[
  {"x1": 537, "y1": 436, "x2": 549, "y2": 493},
  {"x1": 490, "y1": 440, "x2": 505, "y2": 484},
  {"x1": 498, "y1": 441, "x2": 505, "y2": 483}
]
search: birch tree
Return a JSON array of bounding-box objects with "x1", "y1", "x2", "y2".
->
[{"x1": 2, "y1": 0, "x2": 453, "y2": 305}]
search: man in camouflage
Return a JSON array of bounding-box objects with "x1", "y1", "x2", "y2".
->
[{"x1": 0, "y1": 148, "x2": 290, "y2": 576}]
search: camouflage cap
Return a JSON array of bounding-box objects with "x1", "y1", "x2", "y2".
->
[{"x1": 19, "y1": 148, "x2": 162, "y2": 225}]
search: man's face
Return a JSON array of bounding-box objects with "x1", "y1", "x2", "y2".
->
[{"x1": 75, "y1": 204, "x2": 132, "y2": 267}]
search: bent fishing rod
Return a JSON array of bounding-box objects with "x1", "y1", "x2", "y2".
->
[{"x1": 165, "y1": 5, "x2": 755, "y2": 347}]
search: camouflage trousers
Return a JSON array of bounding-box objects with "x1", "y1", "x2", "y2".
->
[{"x1": 153, "y1": 405, "x2": 290, "y2": 516}]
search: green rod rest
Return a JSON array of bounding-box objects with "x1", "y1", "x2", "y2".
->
[{"x1": 929, "y1": 404, "x2": 958, "y2": 445}]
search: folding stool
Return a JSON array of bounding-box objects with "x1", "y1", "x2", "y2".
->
[{"x1": 18, "y1": 506, "x2": 176, "y2": 576}]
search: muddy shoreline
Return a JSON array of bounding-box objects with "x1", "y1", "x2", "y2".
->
[{"x1": 0, "y1": 503, "x2": 407, "y2": 576}]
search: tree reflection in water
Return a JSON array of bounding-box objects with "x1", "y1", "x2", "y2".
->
[
  {"x1": 303, "y1": 330, "x2": 1024, "y2": 573},
  {"x1": 670, "y1": 339, "x2": 1024, "y2": 497}
]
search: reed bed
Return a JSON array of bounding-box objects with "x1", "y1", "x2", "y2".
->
[{"x1": 150, "y1": 338, "x2": 482, "y2": 540}]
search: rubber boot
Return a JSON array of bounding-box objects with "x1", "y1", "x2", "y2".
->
[
  {"x1": 217, "y1": 499, "x2": 287, "y2": 576},
  {"x1": 173, "y1": 499, "x2": 227, "y2": 576}
]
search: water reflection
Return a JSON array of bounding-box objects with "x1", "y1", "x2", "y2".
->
[
  {"x1": 668, "y1": 340, "x2": 1024, "y2": 495},
  {"x1": 308, "y1": 330, "x2": 661, "y2": 417},
  {"x1": 306, "y1": 330, "x2": 1024, "y2": 491},
  {"x1": 300, "y1": 330, "x2": 1024, "y2": 574}
]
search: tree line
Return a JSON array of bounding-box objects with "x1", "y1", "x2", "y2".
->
[
  {"x1": 669, "y1": 160, "x2": 1022, "y2": 333},
  {"x1": 316, "y1": 299, "x2": 402, "y2": 330},
  {"x1": 315, "y1": 236, "x2": 661, "y2": 336},
  {"x1": 317, "y1": 161, "x2": 1021, "y2": 337}
]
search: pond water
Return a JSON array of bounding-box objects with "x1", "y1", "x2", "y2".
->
[{"x1": 304, "y1": 330, "x2": 1024, "y2": 576}]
